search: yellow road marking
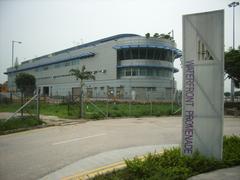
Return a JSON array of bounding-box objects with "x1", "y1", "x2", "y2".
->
[{"x1": 62, "y1": 150, "x2": 163, "y2": 180}]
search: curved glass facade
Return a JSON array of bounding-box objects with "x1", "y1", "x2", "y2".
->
[
  {"x1": 117, "y1": 47, "x2": 173, "y2": 61},
  {"x1": 116, "y1": 46, "x2": 177, "y2": 79},
  {"x1": 117, "y1": 67, "x2": 172, "y2": 78}
]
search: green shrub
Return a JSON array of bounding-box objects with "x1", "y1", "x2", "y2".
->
[
  {"x1": 87, "y1": 112, "x2": 105, "y2": 120},
  {"x1": 149, "y1": 167, "x2": 191, "y2": 180},
  {"x1": 125, "y1": 157, "x2": 145, "y2": 177},
  {"x1": 223, "y1": 135, "x2": 240, "y2": 166},
  {"x1": 0, "y1": 116, "x2": 43, "y2": 132},
  {"x1": 94, "y1": 136, "x2": 240, "y2": 180},
  {"x1": 183, "y1": 151, "x2": 223, "y2": 174}
]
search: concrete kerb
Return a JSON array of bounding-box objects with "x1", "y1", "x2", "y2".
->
[
  {"x1": 62, "y1": 153, "x2": 157, "y2": 180},
  {"x1": 40, "y1": 144, "x2": 178, "y2": 180},
  {"x1": 62, "y1": 160, "x2": 127, "y2": 180}
]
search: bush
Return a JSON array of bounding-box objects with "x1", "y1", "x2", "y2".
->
[
  {"x1": 94, "y1": 135, "x2": 240, "y2": 180},
  {"x1": 0, "y1": 116, "x2": 43, "y2": 133},
  {"x1": 87, "y1": 112, "x2": 105, "y2": 120},
  {"x1": 223, "y1": 135, "x2": 240, "y2": 166}
]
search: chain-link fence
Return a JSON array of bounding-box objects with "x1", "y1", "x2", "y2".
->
[
  {"x1": 0, "y1": 89, "x2": 40, "y2": 121},
  {"x1": 1, "y1": 88, "x2": 182, "y2": 120},
  {"x1": 65, "y1": 91, "x2": 182, "y2": 119}
]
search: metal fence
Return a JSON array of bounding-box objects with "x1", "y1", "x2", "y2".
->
[{"x1": 0, "y1": 90, "x2": 40, "y2": 121}]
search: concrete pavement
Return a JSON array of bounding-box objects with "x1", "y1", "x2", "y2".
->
[
  {"x1": 40, "y1": 144, "x2": 240, "y2": 180},
  {"x1": 40, "y1": 144, "x2": 178, "y2": 180},
  {"x1": 188, "y1": 166, "x2": 240, "y2": 180},
  {"x1": 0, "y1": 116, "x2": 239, "y2": 180}
]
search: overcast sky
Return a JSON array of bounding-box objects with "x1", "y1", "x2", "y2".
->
[{"x1": 0, "y1": 0, "x2": 239, "y2": 91}]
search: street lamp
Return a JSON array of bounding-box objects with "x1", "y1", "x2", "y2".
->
[
  {"x1": 228, "y1": 2, "x2": 239, "y2": 102},
  {"x1": 12, "y1": 40, "x2": 22, "y2": 67},
  {"x1": 10, "y1": 40, "x2": 22, "y2": 101},
  {"x1": 168, "y1": 30, "x2": 176, "y2": 113},
  {"x1": 228, "y1": 1, "x2": 239, "y2": 50}
]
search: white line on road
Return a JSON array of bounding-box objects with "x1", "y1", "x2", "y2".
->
[{"x1": 52, "y1": 133, "x2": 107, "y2": 145}]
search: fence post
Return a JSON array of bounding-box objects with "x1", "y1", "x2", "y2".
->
[
  {"x1": 36, "y1": 88, "x2": 40, "y2": 121},
  {"x1": 106, "y1": 98, "x2": 109, "y2": 118},
  {"x1": 150, "y1": 101, "x2": 153, "y2": 116},
  {"x1": 68, "y1": 91, "x2": 70, "y2": 116},
  {"x1": 129, "y1": 100, "x2": 132, "y2": 116}
]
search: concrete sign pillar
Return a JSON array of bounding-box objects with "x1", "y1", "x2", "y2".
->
[{"x1": 182, "y1": 10, "x2": 224, "y2": 160}]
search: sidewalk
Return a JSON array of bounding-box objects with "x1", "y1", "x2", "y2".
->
[
  {"x1": 188, "y1": 166, "x2": 240, "y2": 180},
  {"x1": 39, "y1": 144, "x2": 178, "y2": 180},
  {"x1": 39, "y1": 144, "x2": 240, "y2": 180}
]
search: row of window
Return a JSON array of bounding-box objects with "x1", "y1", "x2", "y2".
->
[
  {"x1": 117, "y1": 67, "x2": 172, "y2": 78},
  {"x1": 35, "y1": 59, "x2": 82, "y2": 72},
  {"x1": 36, "y1": 74, "x2": 71, "y2": 80},
  {"x1": 117, "y1": 48, "x2": 174, "y2": 61},
  {"x1": 86, "y1": 86, "x2": 156, "y2": 91}
]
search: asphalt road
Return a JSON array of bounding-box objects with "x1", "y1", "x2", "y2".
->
[{"x1": 0, "y1": 116, "x2": 239, "y2": 180}]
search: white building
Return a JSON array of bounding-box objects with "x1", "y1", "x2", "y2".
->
[{"x1": 5, "y1": 34, "x2": 181, "y2": 100}]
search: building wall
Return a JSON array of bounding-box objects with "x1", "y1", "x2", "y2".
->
[{"x1": 5, "y1": 34, "x2": 181, "y2": 100}]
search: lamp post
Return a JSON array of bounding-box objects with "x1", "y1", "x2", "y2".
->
[
  {"x1": 12, "y1": 40, "x2": 22, "y2": 67},
  {"x1": 168, "y1": 30, "x2": 175, "y2": 114},
  {"x1": 10, "y1": 40, "x2": 22, "y2": 101},
  {"x1": 228, "y1": 1, "x2": 239, "y2": 102}
]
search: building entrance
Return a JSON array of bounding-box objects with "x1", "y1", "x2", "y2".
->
[{"x1": 43, "y1": 86, "x2": 49, "y2": 96}]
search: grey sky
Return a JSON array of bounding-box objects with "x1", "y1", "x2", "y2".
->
[{"x1": 0, "y1": 0, "x2": 239, "y2": 91}]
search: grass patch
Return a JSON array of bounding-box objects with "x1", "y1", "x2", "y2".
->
[
  {"x1": 93, "y1": 135, "x2": 240, "y2": 180},
  {"x1": 0, "y1": 102, "x2": 21, "y2": 112},
  {"x1": 0, "y1": 116, "x2": 44, "y2": 134},
  {"x1": 0, "y1": 101, "x2": 180, "y2": 119},
  {"x1": 84, "y1": 102, "x2": 180, "y2": 119}
]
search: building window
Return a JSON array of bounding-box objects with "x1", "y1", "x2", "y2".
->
[
  {"x1": 55, "y1": 63, "x2": 60, "y2": 68},
  {"x1": 132, "y1": 67, "x2": 138, "y2": 76},
  {"x1": 43, "y1": 66, "x2": 48, "y2": 71},
  {"x1": 118, "y1": 67, "x2": 172, "y2": 78},
  {"x1": 125, "y1": 68, "x2": 131, "y2": 76},
  {"x1": 117, "y1": 48, "x2": 174, "y2": 62},
  {"x1": 132, "y1": 48, "x2": 138, "y2": 59},
  {"x1": 147, "y1": 68, "x2": 153, "y2": 76},
  {"x1": 147, "y1": 87, "x2": 156, "y2": 91},
  {"x1": 140, "y1": 68, "x2": 147, "y2": 76}
]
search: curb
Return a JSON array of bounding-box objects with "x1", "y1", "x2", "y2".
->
[
  {"x1": 62, "y1": 160, "x2": 126, "y2": 180},
  {"x1": 62, "y1": 151, "x2": 163, "y2": 180}
]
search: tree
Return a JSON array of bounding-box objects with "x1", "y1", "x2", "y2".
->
[
  {"x1": 225, "y1": 47, "x2": 240, "y2": 88},
  {"x1": 69, "y1": 65, "x2": 95, "y2": 118},
  {"x1": 235, "y1": 91, "x2": 240, "y2": 96},
  {"x1": 224, "y1": 92, "x2": 231, "y2": 97},
  {"x1": 15, "y1": 73, "x2": 36, "y2": 117},
  {"x1": 145, "y1": 33, "x2": 150, "y2": 38},
  {"x1": 153, "y1": 33, "x2": 160, "y2": 38},
  {"x1": 160, "y1": 33, "x2": 171, "y2": 39}
]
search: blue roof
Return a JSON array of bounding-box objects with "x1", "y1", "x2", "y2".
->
[
  {"x1": 26, "y1": 34, "x2": 140, "y2": 62},
  {"x1": 5, "y1": 34, "x2": 140, "y2": 74},
  {"x1": 5, "y1": 52, "x2": 95, "y2": 74}
]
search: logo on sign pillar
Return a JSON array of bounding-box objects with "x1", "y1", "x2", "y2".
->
[{"x1": 197, "y1": 39, "x2": 214, "y2": 61}]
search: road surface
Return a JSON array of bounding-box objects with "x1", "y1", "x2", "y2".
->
[{"x1": 0, "y1": 116, "x2": 239, "y2": 180}]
